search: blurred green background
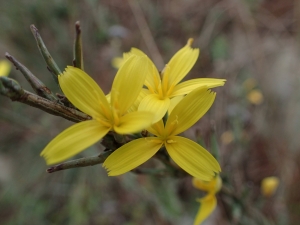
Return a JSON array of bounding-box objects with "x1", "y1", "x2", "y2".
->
[{"x1": 1, "y1": 0, "x2": 300, "y2": 224}]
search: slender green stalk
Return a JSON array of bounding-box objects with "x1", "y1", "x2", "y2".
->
[
  {"x1": 30, "y1": 24, "x2": 61, "y2": 84},
  {"x1": 73, "y1": 21, "x2": 84, "y2": 70},
  {"x1": 6, "y1": 52, "x2": 58, "y2": 102}
]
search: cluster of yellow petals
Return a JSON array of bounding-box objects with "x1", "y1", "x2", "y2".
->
[
  {"x1": 103, "y1": 86, "x2": 221, "y2": 180},
  {"x1": 40, "y1": 38, "x2": 226, "y2": 182},
  {"x1": 125, "y1": 39, "x2": 225, "y2": 122},
  {"x1": 41, "y1": 54, "x2": 154, "y2": 164}
]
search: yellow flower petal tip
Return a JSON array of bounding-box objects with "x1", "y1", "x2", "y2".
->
[
  {"x1": 0, "y1": 60, "x2": 11, "y2": 77},
  {"x1": 192, "y1": 176, "x2": 222, "y2": 194},
  {"x1": 187, "y1": 38, "x2": 194, "y2": 47},
  {"x1": 192, "y1": 176, "x2": 221, "y2": 225},
  {"x1": 261, "y1": 176, "x2": 280, "y2": 197},
  {"x1": 111, "y1": 57, "x2": 124, "y2": 69}
]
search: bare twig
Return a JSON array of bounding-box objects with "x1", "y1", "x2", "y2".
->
[
  {"x1": 0, "y1": 77, "x2": 91, "y2": 123},
  {"x1": 73, "y1": 21, "x2": 84, "y2": 70},
  {"x1": 5, "y1": 52, "x2": 58, "y2": 102},
  {"x1": 46, "y1": 148, "x2": 183, "y2": 177},
  {"x1": 47, "y1": 150, "x2": 113, "y2": 173}
]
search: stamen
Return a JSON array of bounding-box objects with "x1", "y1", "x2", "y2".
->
[
  {"x1": 166, "y1": 83, "x2": 175, "y2": 97},
  {"x1": 167, "y1": 115, "x2": 179, "y2": 135},
  {"x1": 166, "y1": 139, "x2": 176, "y2": 144},
  {"x1": 98, "y1": 101, "x2": 111, "y2": 120},
  {"x1": 157, "y1": 83, "x2": 164, "y2": 99},
  {"x1": 161, "y1": 64, "x2": 170, "y2": 94},
  {"x1": 146, "y1": 137, "x2": 163, "y2": 144},
  {"x1": 152, "y1": 65, "x2": 161, "y2": 93},
  {"x1": 112, "y1": 108, "x2": 120, "y2": 126},
  {"x1": 145, "y1": 82, "x2": 156, "y2": 94}
]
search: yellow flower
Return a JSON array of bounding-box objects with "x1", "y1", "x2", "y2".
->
[
  {"x1": 221, "y1": 130, "x2": 234, "y2": 145},
  {"x1": 103, "y1": 86, "x2": 221, "y2": 180},
  {"x1": 41, "y1": 55, "x2": 153, "y2": 164},
  {"x1": 0, "y1": 60, "x2": 11, "y2": 77},
  {"x1": 192, "y1": 176, "x2": 222, "y2": 225},
  {"x1": 247, "y1": 89, "x2": 264, "y2": 105},
  {"x1": 261, "y1": 176, "x2": 279, "y2": 197},
  {"x1": 127, "y1": 39, "x2": 226, "y2": 122}
]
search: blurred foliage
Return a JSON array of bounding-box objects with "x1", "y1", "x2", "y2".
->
[{"x1": 1, "y1": 0, "x2": 300, "y2": 224}]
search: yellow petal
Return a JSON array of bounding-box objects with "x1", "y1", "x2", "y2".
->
[
  {"x1": 168, "y1": 95, "x2": 184, "y2": 115},
  {"x1": 106, "y1": 92, "x2": 111, "y2": 103},
  {"x1": 129, "y1": 47, "x2": 147, "y2": 57},
  {"x1": 128, "y1": 48, "x2": 161, "y2": 92},
  {"x1": 122, "y1": 48, "x2": 146, "y2": 61},
  {"x1": 111, "y1": 55, "x2": 149, "y2": 115},
  {"x1": 127, "y1": 88, "x2": 151, "y2": 113},
  {"x1": 170, "y1": 78, "x2": 226, "y2": 97},
  {"x1": 103, "y1": 137, "x2": 163, "y2": 176},
  {"x1": 144, "y1": 63, "x2": 161, "y2": 94},
  {"x1": 166, "y1": 87, "x2": 215, "y2": 136},
  {"x1": 194, "y1": 194, "x2": 217, "y2": 225},
  {"x1": 193, "y1": 176, "x2": 222, "y2": 194},
  {"x1": 0, "y1": 60, "x2": 11, "y2": 77},
  {"x1": 111, "y1": 57, "x2": 124, "y2": 69},
  {"x1": 113, "y1": 111, "x2": 154, "y2": 134},
  {"x1": 41, "y1": 120, "x2": 110, "y2": 165},
  {"x1": 165, "y1": 136, "x2": 220, "y2": 181},
  {"x1": 59, "y1": 66, "x2": 111, "y2": 120},
  {"x1": 138, "y1": 94, "x2": 170, "y2": 123},
  {"x1": 147, "y1": 119, "x2": 165, "y2": 137},
  {"x1": 162, "y1": 39, "x2": 199, "y2": 89}
]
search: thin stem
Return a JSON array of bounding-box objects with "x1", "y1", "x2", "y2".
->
[
  {"x1": 30, "y1": 24, "x2": 61, "y2": 84},
  {"x1": 47, "y1": 150, "x2": 113, "y2": 173},
  {"x1": 5, "y1": 52, "x2": 58, "y2": 102},
  {"x1": 0, "y1": 77, "x2": 91, "y2": 123},
  {"x1": 128, "y1": 0, "x2": 164, "y2": 68},
  {"x1": 73, "y1": 21, "x2": 84, "y2": 70},
  {"x1": 46, "y1": 148, "x2": 178, "y2": 177}
]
